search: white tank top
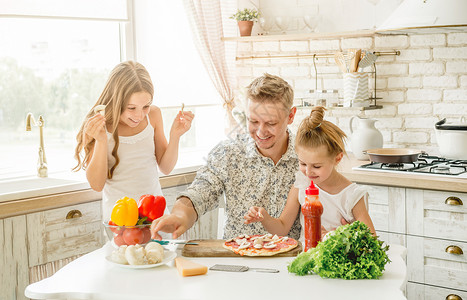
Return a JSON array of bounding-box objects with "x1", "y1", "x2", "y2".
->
[{"x1": 102, "y1": 115, "x2": 163, "y2": 221}]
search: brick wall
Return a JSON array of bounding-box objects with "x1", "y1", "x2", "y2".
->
[{"x1": 235, "y1": 32, "x2": 467, "y2": 156}]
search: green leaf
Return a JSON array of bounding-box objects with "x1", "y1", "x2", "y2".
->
[{"x1": 230, "y1": 8, "x2": 259, "y2": 21}]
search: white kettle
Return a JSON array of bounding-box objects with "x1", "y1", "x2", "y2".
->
[{"x1": 349, "y1": 116, "x2": 383, "y2": 160}]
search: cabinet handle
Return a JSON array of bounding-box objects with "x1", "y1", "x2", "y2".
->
[
  {"x1": 445, "y1": 245, "x2": 464, "y2": 255},
  {"x1": 446, "y1": 294, "x2": 462, "y2": 300},
  {"x1": 66, "y1": 209, "x2": 82, "y2": 219},
  {"x1": 445, "y1": 196, "x2": 463, "y2": 206}
]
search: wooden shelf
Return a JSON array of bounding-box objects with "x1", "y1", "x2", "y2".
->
[{"x1": 222, "y1": 29, "x2": 377, "y2": 42}]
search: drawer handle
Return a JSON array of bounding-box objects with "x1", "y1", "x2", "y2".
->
[
  {"x1": 445, "y1": 196, "x2": 463, "y2": 206},
  {"x1": 66, "y1": 209, "x2": 82, "y2": 219},
  {"x1": 446, "y1": 294, "x2": 462, "y2": 300},
  {"x1": 445, "y1": 245, "x2": 464, "y2": 255}
]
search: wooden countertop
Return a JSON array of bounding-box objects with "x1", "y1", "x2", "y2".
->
[{"x1": 340, "y1": 155, "x2": 467, "y2": 193}]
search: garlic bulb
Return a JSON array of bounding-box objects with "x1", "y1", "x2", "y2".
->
[{"x1": 125, "y1": 245, "x2": 147, "y2": 265}]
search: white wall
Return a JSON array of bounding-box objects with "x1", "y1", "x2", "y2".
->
[
  {"x1": 234, "y1": 33, "x2": 467, "y2": 156},
  {"x1": 232, "y1": 1, "x2": 467, "y2": 156}
]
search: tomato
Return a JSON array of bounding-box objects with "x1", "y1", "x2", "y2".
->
[
  {"x1": 142, "y1": 227, "x2": 151, "y2": 244},
  {"x1": 123, "y1": 228, "x2": 144, "y2": 245},
  {"x1": 109, "y1": 220, "x2": 124, "y2": 235},
  {"x1": 114, "y1": 233, "x2": 125, "y2": 246}
]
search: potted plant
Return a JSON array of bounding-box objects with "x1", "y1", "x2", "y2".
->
[{"x1": 230, "y1": 8, "x2": 259, "y2": 36}]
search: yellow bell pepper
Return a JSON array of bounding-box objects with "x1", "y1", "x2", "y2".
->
[{"x1": 110, "y1": 197, "x2": 139, "y2": 226}]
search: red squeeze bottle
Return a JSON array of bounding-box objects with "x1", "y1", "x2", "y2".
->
[{"x1": 301, "y1": 181, "x2": 323, "y2": 251}]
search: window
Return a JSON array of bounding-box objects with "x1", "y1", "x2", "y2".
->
[{"x1": 0, "y1": 1, "x2": 125, "y2": 180}]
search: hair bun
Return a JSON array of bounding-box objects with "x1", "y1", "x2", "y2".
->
[{"x1": 308, "y1": 106, "x2": 325, "y2": 128}]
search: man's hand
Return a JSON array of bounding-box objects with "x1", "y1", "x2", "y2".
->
[
  {"x1": 150, "y1": 196, "x2": 197, "y2": 240},
  {"x1": 150, "y1": 214, "x2": 187, "y2": 240}
]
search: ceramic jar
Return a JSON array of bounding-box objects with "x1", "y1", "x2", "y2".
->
[{"x1": 349, "y1": 116, "x2": 383, "y2": 160}]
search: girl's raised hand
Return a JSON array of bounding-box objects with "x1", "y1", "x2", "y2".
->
[
  {"x1": 83, "y1": 114, "x2": 106, "y2": 143},
  {"x1": 170, "y1": 110, "x2": 194, "y2": 139},
  {"x1": 243, "y1": 206, "x2": 266, "y2": 224}
]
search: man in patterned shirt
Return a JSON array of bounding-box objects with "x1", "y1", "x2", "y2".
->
[{"x1": 151, "y1": 73, "x2": 301, "y2": 239}]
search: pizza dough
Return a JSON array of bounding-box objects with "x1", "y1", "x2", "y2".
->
[{"x1": 223, "y1": 234, "x2": 298, "y2": 257}]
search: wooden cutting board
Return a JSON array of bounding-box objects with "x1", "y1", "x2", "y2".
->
[{"x1": 181, "y1": 239, "x2": 302, "y2": 257}]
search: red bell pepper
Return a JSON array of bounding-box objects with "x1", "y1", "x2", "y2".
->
[{"x1": 137, "y1": 194, "x2": 166, "y2": 222}]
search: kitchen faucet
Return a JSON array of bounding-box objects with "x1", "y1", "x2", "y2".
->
[{"x1": 26, "y1": 113, "x2": 48, "y2": 177}]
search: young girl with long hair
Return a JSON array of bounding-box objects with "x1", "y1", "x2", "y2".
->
[{"x1": 73, "y1": 61, "x2": 194, "y2": 220}]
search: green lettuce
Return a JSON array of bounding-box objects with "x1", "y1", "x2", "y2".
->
[{"x1": 288, "y1": 221, "x2": 390, "y2": 279}]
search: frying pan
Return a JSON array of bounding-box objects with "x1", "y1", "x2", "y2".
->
[{"x1": 364, "y1": 148, "x2": 422, "y2": 163}]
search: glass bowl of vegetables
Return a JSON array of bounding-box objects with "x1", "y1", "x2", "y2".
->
[{"x1": 103, "y1": 221, "x2": 152, "y2": 247}]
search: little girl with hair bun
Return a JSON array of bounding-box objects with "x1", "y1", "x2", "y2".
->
[{"x1": 244, "y1": 106, "x2": 375, "y2": 241}]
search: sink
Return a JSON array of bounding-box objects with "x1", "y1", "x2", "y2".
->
[{"x1": 0, "y1": 176, "x2": 90, "y2": 202}]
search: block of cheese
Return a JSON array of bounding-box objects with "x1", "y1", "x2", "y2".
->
[{"x1": 175, "y1": 257, "x2": 208, "y2": 277}]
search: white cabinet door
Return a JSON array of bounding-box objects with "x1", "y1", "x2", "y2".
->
[
  {"x1": 0, "y1": 215, "x2": 29, "y2": 300},
  {"x1": 407, "y1": 235, "x2": 467, "y2": 292},
  {"x1": 407, "y1": 282, "x2": 467, "y2": 300},
  {"x1": 363, "y1": 184, "x2": 406, "y2": 246},
  {"x1": 27, "y1": 201, "x2": 104, "y2": 266},
  {"x1": 407, "y1": 189, "x2": 467, "y2": 242}
]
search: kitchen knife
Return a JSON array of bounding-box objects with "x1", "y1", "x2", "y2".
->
[
  {"x1": 151, "y1": 240, "x2": 199, "y2": 245},
  {"x1": 209, "y1": 264, "x2": 279, "y2": 273}
]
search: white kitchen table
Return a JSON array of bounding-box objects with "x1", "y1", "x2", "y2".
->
[{"x1": 25, "y1": 242, "x2": 407, "y2": 300}]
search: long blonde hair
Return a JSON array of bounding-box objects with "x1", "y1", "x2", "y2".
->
[
  {"x1": 296, "y1": 106, "x2": 347, "y2": 157},
  {"x1": 73, "y1": 61, "x2": 154, "y2": 178}
]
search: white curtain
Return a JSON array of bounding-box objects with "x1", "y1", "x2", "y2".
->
[{"x1": 182, "y1": 0, "x2": 239, "y2": 131}]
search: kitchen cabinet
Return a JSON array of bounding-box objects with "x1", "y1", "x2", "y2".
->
[
  {"x1": 365, "y1": 184, "x2": 406, "y2": 246},
  {"x1": 364, "y1": 184, "x2": 467, "y2": 300},
  {"x1": 1, "y1": 214, "x2": 29, "y2": 300},
  {"x1": 27, "y1": 201, "x2": 103, "y2": 266},
  {"x1": 0, "y1": 200, "x2": 104, "y2": 300}
]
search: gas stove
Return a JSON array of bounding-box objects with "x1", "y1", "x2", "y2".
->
[{"x1": 353, "y1": 154, "x2": 467, "y2": 178}]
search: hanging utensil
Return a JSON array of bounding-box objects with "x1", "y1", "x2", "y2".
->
[
  {"x1": 334, "y1": 52, "x2": 347, "y2": 73},
  {"x1": 350, "y1": 49, "x2": 361, "y2": 73},
  {"x1": 344, "y1": 51, "x2": 355, "y2": 72},
  {"x1": 358, "y1": 51, "x2": 378, "y2": 71}
]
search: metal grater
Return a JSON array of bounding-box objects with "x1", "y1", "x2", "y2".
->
[{"x1": 209, "y1": 264, "x2": 279, "y2": 273}]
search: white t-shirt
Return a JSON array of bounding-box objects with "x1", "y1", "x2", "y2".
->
[{"x1": 294, "y1": 171, "x2": 368, "y2": 243}]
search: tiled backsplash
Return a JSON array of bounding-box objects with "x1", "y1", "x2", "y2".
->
[{"x1": 235, "y1": 32, "x2": 467, "y2": 155}]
